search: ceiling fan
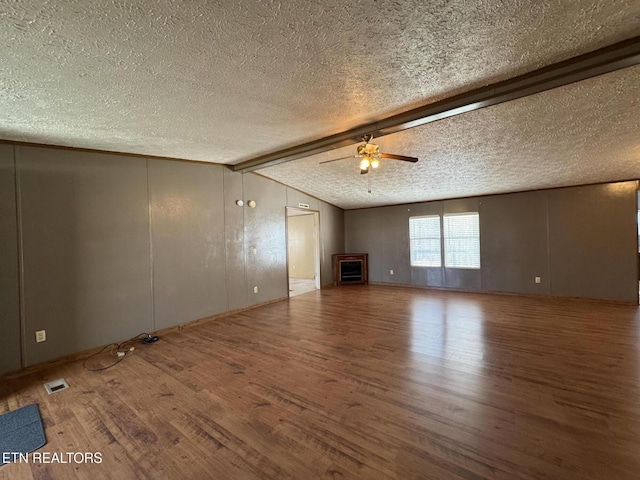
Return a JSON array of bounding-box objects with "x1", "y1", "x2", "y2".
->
[{"x1": 319, "y1": 134, "x2": 418, "y2": 175}]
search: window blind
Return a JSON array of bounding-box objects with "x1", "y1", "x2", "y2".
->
[
  {"x1": 409, "y1": 216, "x2": 441, "y2": 267},
  {"x1": 443, "y1": 213, "x2": 480, "y2": 268}
]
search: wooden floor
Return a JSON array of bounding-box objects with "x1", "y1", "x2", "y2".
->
[{"x1": 2, "y1": 285, "x2": 640, "y2": 479}]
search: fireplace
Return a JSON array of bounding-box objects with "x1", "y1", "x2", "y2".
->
[{"x1": 332, "y1": 254, "x2": 368, "y2": 286}]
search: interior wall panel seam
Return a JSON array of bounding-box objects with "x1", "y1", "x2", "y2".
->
[
  {"x1": 479, "y1": 200, "x2": 483, "y2": 293},
  {"x1": 146, "y1": 158, "x2": 156, "y2": 332},
  {"x1": 242, "y1": 173, "x2": 248, "y2": 302},
  {"x1": 222, "y1": 168, "x2": 230, "y2": 312},
  {"x1": 545, "y1": 192, "x2": 552, "y2": 296},
  {"x1": 318, "y1": 206, "x2": 324, "y2": 285},
  {"x1": 14, "y1": 147, "x2": 26, "y2": 369},
  {"x1": 440, "y1": 201, "x2": 445, "y2": 288}
]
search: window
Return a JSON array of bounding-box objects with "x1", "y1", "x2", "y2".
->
[
  {"x1": 443, "y1": 213, "x2": 480, "y2": 268},
  {"x1": 409, "y1": 215, "x2": 441, "y2": 267}
]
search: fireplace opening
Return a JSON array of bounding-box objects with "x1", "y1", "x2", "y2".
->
[{"x1": 340, "y1": 260, "x2": 363, "y2": 283}]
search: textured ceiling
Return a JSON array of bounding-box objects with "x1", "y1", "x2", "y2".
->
[
  {"x1": 0, "y1": 0, "x2": 640, "y2": 208},
  {"x1": 259, "y1": 66, "x2": 640, "y2": 209}
]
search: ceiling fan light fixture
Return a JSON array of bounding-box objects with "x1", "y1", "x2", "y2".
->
[{"x1": 319, "y1": 133, "x2": 418, "y2": 186}]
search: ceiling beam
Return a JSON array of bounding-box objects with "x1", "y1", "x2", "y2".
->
[{"x1": 233, "y1": 36, "x2": 640, "y2": 173}]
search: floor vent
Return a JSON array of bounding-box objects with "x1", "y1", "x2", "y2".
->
[{"x1": 44, "y1": 378, "x2": 69, "y2": 394}]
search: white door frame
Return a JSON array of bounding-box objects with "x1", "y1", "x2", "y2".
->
[{"x1": 285, "y1": 207, "x2": 321, "y2": 296}]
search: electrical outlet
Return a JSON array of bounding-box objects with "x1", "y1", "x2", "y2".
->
[
  {"x1": 35, "y1": 330, "x2": 46, "y2": 343},
  {"x1": 252, "y1": 248, "x2": 257, "y2": 255},
  {"x1": 535, "y1": 276, "x2": 541, "y2": 284},
  {"x1": 253, "y1": 286, "x2": 259, "y2": 293},
  {"x1": 390, "y1": 269, "x2": 394, "y2": 275}
]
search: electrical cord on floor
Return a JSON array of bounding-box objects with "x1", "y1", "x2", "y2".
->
[{"x1": 82, "y1": 333, "x2": 158, "y2": 372}]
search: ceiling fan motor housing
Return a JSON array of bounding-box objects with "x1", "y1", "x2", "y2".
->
[{"x1": 357, "y1": 143, "x2": 380, "y2": 156}]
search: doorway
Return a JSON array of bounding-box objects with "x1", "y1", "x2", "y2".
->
[{"x1": 286, "y1": 207, "x2": 320, "y2": 297}]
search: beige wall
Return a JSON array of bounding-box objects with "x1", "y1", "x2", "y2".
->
[{"x1": 287, "y1": 214, "x2": 316, "y2": 279}]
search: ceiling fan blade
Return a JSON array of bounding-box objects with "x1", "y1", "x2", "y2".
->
[
  {"x1": 380, "y1": 153, "x2": 419, "y2": 163},
  {"x1": 319, "y1": 156, "x2": 356, "y2": 165}
]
